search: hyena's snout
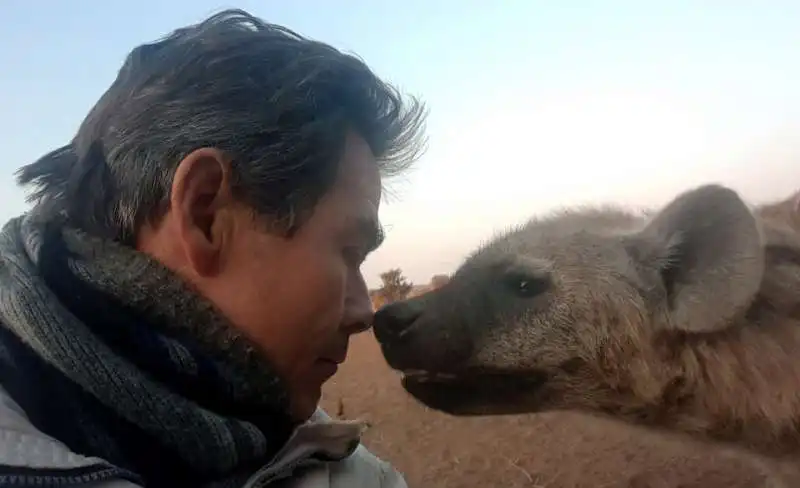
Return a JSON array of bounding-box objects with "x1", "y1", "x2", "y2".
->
[
  {"x1": 372, "y1": 298, "x2": 425, "y2": 370},
  {"x1": 373, "y1": 294, "x2": 474, "y2": 373}
]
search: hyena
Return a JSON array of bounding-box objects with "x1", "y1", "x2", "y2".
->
[{"x1": 373, "y1": 184, "x2": 800, "y2": 467}]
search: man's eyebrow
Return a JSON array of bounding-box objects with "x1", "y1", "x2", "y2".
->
[{"x1": 355, "y1": 216, "x2": 385, "y2": 253}]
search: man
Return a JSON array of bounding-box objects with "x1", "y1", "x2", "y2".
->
[{"x1": 0, "y1": 9, "x2": 426, "y2": 488}]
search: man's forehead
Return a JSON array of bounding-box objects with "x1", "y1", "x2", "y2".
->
[
  {"x1": 337, "y1": 132, "x2": 382, "y2": 201},
  {"x1": 351, "y1": 213, "x2": 385, "y2": 251},
  {"x1": 333, "y1": 132, "x2": 383, "y2": 249}
]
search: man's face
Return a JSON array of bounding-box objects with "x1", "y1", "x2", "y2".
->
[{"x1": 147, "y1": 132, "x2": 381, "y2": 421}]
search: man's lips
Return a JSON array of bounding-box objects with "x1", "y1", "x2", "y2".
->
[
  {"x1": 318, "y1": 355, "x2": 345, "y2": 366},
  {"x1": 316, "y1": 339, "x2": 349, "y2": 373},
  {"x1": 314, "y1": 358, "x2": 341, "y2": 379},
  {"x1": 319, "y1": 345, "x2": 348, "y2": 365}
]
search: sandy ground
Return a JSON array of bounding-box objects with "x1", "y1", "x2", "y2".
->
[{"x1": 320, "y1": 331, "x2": 791, "y2": 488}]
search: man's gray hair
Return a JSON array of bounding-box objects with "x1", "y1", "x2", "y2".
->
[{"x1": 17, "y1": 9, "x2": 427, "y2": 243}]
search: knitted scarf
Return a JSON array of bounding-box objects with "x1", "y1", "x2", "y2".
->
[{"x1": 0, "y1": 212, "x2": 303, "y2": 487}]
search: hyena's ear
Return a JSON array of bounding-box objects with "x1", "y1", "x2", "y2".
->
[{"x1": 630, "y1": 184, "x2": 764, "y2": 332}]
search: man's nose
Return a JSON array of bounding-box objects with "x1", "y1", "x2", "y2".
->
[
  {"x1": 342, "y1": 289, "x2": 374, "y2": 335},
  {"x1": 372, "y1": 299, "x2": 423, "y2": 345}
]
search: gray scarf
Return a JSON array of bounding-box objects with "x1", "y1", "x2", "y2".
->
[{"x1": 0, "y1": 211, "x2": 308, "y2": 487}]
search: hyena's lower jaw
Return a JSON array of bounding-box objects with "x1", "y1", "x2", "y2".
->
[
  {"x1": 399, "y1": 370, "x2": 459, "y2": 382},
  {"x1": 399, "y1": 369, "x2": 551, "y2": 417}
]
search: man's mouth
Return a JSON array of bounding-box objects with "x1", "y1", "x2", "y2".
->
[
  {"x1": 319, "y1": 354, "x2": 346, "y2": 365},
  {"x1": 319, "y1": 339, "x2": 349, "y2": 366},
  {"x1": 314, "y1": 358, "x2": 340, "y2": 379}
]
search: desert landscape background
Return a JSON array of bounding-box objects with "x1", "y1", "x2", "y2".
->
[{"x1": 318, "y1": 271, "x2": 793, "y2": 488}]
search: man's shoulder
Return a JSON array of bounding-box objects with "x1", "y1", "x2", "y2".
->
[
  {"x1": 331, "y1": 443, "x2": 409, "y2": 488},
  {"x1": 260, "y1": 409, "x2": 408, "y2": 488},
  {"x1": 0, "y1": 388, "x2": 407, "y2": 488},
  {"x1": 272, "y1": 442, "x2": 408, "y2": 488},
  {"x1": 0, "y1": 384, "x2": 142, "y2": 486}
]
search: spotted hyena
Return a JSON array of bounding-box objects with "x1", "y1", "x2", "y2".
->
[{"x1": 373, "y1": 184, "x2": 800, "y2": 464}]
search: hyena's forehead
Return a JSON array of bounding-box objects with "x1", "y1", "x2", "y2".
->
[
  {"x1": 494, "y1": 207, "x2": 642, "y2": 247},
  {"x1": 524, "y1": 206, "x2": 643, "y2": 233},
  {"x1": 452, "y1": 208, "x2": 649, "y2": 293}
]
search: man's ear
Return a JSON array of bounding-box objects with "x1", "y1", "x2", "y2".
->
[
  {"x1": 629, "y1": 184, "x2": 764, "y2": 333},
  {"x1": 169, "y1": 148, "x2": 234, "y2": 276}
]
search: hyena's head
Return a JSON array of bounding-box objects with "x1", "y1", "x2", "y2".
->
[{"x1": 373, "y1": 185, "x2": 765, "y2": 416}]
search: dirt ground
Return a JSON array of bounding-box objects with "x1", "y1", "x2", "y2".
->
[{"x1": 320, "y1": 331, "x2": 790, "y2": 488}]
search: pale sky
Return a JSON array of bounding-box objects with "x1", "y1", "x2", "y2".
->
[{"x1": 2, "y1": 1, "x2": 799, "y2": 288}]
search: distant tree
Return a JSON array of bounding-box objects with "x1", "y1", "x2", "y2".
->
[
  {"x1": 429, "y1": 274, "x2": 450, "y2": 290},
  {"x1": 378, "y1": 268, "x2": 413, "y2": 303},
  {"x1": 369, "y1": 289, "x2": 387, "y2": 311}
]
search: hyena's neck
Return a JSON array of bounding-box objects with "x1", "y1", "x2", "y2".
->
[{"x1": 662, "y1": 320, "x2": 800, "y2": 460}]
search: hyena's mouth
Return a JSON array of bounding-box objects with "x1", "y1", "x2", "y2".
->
[
  {"x1": 399, "y1": 370, "x2": 460, "y2": 382},
  {"x1": 398, "y1": 368, "x2": 549, "y2": 416}
]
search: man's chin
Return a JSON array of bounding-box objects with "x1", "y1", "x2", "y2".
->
[{"x1": 289, "y1": 388, "x2": 324, "y2": 423}]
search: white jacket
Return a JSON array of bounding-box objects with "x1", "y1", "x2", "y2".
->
[{"x1": 0, "y1": 385, "x2": 408, "y2": 487}]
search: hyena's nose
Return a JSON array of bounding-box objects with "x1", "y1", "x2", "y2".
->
[{"x1": 372, "y1": 299, "x2": 423, "y2": 345}]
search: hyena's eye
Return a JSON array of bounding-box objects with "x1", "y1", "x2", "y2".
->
[{"x1": 503, "y1": 272, "x2": 550, "y2": 299}]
